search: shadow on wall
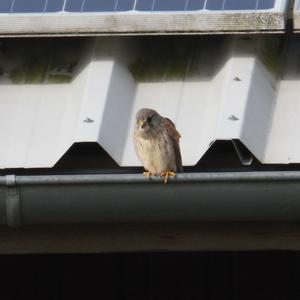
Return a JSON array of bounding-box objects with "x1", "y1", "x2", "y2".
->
[
  {"x1": 128, "y1": 36, "x2": 229, "y2": 82},
  {"x1": 0, "y1": 36, "x2": 230, "y2": 84},
  {"x1": 0, "y1": 35, "x2": 284, "y2": 84},
  {"x1": 0, "y1": 38, "x2": 89, "y2": 84},
  {"x1": 0, "y1": 35, "x2": 274, "y2": 84},
  {"x1": 128, "y1": 35, "x2": 283, "y2": 83}
]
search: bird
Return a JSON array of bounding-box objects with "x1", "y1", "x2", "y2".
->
[{"x1": 133, "y1": 108, "x2": 183, "y2": 184}]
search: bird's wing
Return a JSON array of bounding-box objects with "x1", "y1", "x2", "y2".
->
[
  {"x1": 163, "y1": 118, "x2": 183, "y2": 172},
  {"x1": 133, "y1": 127, "x2": 144, "y2": 162}
]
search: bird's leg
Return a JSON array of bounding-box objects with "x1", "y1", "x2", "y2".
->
[
  {"x1": 143, "y1": 171, "x2": 152, "y2": 178},
  {"x1": 160, "y1": 171, "x2": 176, "y2": 184}
]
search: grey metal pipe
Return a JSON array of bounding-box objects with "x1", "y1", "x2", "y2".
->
[{"x1": 1, "y1": 171, "x2": 300, "y2": 227}]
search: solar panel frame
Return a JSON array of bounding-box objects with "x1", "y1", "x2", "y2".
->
[
  {"x1": 273, "y1": 0, "x2": 287, "y2": 10},
  {"x1": 0, "y1": 11, "x2": 286, "y2": 35}
]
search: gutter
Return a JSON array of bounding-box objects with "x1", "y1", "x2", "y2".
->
[{"x1": 2, "y1": 171, "x2": 300, "y2": 227}]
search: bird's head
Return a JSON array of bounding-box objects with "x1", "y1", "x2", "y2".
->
[{"x1": 135, "y1": 108, "x2": 161, "y2": 134}]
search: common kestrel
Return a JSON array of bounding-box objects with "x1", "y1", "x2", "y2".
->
[{"x1": 133, "y1": 108, "x2": 183, "y2": 183}]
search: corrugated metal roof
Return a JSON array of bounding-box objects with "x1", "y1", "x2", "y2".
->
[{"x1": 0, "y1": 35, "x2": 298, "y2": 169}]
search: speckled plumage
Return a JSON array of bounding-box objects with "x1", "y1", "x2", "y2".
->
[{"x1": 133, "y1": 108, "x2": 183, "y2": 176}]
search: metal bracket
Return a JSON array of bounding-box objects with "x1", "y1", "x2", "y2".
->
[{"x1": 6, "y1": 175, "x2": 22, "y2": 227}]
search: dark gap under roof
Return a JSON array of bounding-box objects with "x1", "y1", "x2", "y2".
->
[{"x1": 1, "y1": 141, "x2": 300, "y2": 176}]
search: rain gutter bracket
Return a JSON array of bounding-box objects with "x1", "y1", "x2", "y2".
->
[{"x1": 6, "y1": 175, "x2": 22, "y2": 228}]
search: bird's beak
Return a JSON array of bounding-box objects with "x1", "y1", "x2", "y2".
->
[{"x1": 138, "y1": 120, "x2": 146, "y2": 128}]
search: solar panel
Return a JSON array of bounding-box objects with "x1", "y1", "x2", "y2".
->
[
  {"x1": 12, "y1": 0, "x2": 46, "y2": 12},
  {"x1": 186, "y1": 0, "x2": 205, "y2": 10},
  {"x1": 222, "y1": 0, "x2": 275, "y2": 10},
  {"x1": 0, "y1": 0, "x2": 280, "y2": 13},
  {"x1": 205, "y1": 0, "x2": 224, "y2": 10},
  {"x1": 0, "y1": 0, "x2": 12, "y2": 13},
  {"x1": 45, "y1": 0, "x2": 64, "y2": 12},
  {"x1": 153, "y1": 0, "x2": 187, "y2": 11},
  {"x1": 257, "y1": 0, "x2": 275, "y2": 9},
  {"x1": 65, "y1": 0, "x2": 84, "y2": 12},
  {"x1": 116, "y1": 0, "x2": 135, "y2": 11},
  {"x1": 83, "y1": 0, "x2": 117, "y2": 12},
  {"x1": 223, "y1": 0, "x2": 257, "y2": 10},
  {"x1": 135, "y1": 0, "x2": 154, "y2": 11}
]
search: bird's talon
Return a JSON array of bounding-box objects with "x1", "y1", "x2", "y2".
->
[
  {"x1": 160, "y1": 171, "x2": 176, "y2": 184},
  {"x1": 143, "y1": 171, "x2": 152, "y2": 178}
]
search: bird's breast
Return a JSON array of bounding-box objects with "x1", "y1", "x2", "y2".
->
[{"x1": 134, "y1": 131, "x2": 176, "y2": 175}]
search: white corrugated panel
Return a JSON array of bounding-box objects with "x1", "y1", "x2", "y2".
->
[{"x1": 0, "y1": 36, "x2": 299, "y2": 168}]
